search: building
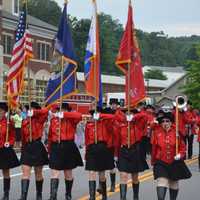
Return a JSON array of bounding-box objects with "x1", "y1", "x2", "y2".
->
[{"x1": 0, "y1": 0, "x2": 187, "y2": 109}]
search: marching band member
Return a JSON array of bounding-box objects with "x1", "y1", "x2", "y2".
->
[
  {"x1": 19, "y1": 102, "x2": 49, "y2": 200},
  {"x1": 183, "y1": 101, "x2": 196, "y2": 159},
  {"x1": 151, "y1": 111, "x2": 191, "y2": 200},
  {"x1": 97, "y1": 100, "x2": 120, "y2": 194},
  {"x1": 194, "y1": 109, "x2": 200, "y2": 170},
  {"x1": 48, "y1": 102, "x2": 83, "y2": 200},
  {"x1": 117, "y1": 108, "x2": 149, "y2": 200},
  {"x1": 0, "y1": 102, "x2": 20, "y2": 200},
  {"x1": 85, "y1": 108, "x2": 115, "y2": 200}
]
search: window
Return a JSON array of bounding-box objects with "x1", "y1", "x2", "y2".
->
[
  {"x1": 2, "y1": 34, "x2": 13, "y2": 55},
  {"x1": 13, "y1": 0, "x2": 19, "y2": 15},
  {"x1": 37, "y1": 42, "x2": 51, "y2": 61}
]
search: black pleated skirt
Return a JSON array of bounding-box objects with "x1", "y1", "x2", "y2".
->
[
  {"x1": 153, "y1": 160, "x2": 192, "y2": 181},
  {"x1": 49, "y1": 140, "x2": 83, "y2": 170},
  {"x1": 0, "y1": 147, "x2": 20, "y2": 169},
  {"x1": 85, "y1": 142, "x2": 115, "y2": 171},
  {"x1": 117, "y1": 142, "x2": 149, "y2": 173},
  {"x1": 20, "y1": 139, "x2": 49, "y2": 166}
]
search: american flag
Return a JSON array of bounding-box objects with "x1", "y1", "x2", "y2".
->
[{"x1": 6, "y1": 4, "x2": 33, "y2": 108}]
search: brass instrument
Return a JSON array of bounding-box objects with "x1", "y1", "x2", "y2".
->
[{"x1": 173, "y1": 95, "x2": 187, "y2": 111}]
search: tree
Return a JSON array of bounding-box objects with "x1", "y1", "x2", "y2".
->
[
  {"x1": 182, "y1": 44, "x2": 200, "y2": 108},
  {"x1": 144, "y1": 69, "x2": 167, "y2": 80},
  {"x1": 21, "y1": 0, "x2": 62, "y2": 26}
]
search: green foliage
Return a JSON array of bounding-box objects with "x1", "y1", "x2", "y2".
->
[
  {"x1": 24, "y1": 0, "x2": 200, "y2": 76},
  {"x1": 182, "y1": 45, "x2": 200, "y2": 108},
  {"x1": 22, "y1": 0, "x2": 62, "y2": 26},
  {"x1": 144, "y1": 69, "x2": 167, "y2": 80}
]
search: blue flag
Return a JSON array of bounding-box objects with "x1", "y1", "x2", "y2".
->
[{"x1": 45, "y1": 3, "x2": 77, "y2": 106}]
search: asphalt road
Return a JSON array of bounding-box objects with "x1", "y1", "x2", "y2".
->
[{"x1": 0, "y1": 138, "x2": 199, "y2": 200}]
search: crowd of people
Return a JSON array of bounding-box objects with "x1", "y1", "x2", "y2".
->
[{"x1": 0, "y1": 98, "x2": 200, "y2": 200}]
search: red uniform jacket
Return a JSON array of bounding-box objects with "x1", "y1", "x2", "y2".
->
[
  {"x1": 85, "y1": 113, "x2": 114, "y2": 147},
  {"x1": 151, "y1": 124, "x2": 186, "y2": 165},
  {"x1": 48, "y1": 111, "x2": 82, "y2": 143},
  {"x1": 0, "y1": 116, "x2": 15, "y2": 148},
  {"x1": 21, "y1": 108, "x2": 48, "y2": 144},
  {"x1": 116, "y1": 112, "x2": 149, "y2": 153},
  {"x1": 172, "y1": 110, "x2": 194, "y2": 136}
]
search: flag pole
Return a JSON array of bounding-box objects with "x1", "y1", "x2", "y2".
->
[
  {"x1": 4, "y1": 107, "x2": 10, "y2": 147},
  {"x1": 58, "y1": 0, "x2": 68, "y2": 143},
  {"x1": 58, "y1": 55, "x2": 65, "y2": 144},
  {"x1": 127, "y1": 0, "x2": 132, "y2": 148},
  {"x1": 25, "y1": 0, "x2": 32, "y2": 142},
  {"x1": 127, "y1": 63, "x2": 131, "y2": 148},
  {"x1": 175, "y1": 97, "x2": 179, "y2": 154}
]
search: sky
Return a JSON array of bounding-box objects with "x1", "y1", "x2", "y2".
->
[{"x1": 55, "y1": 0, "x2": 200, "y2": 37}]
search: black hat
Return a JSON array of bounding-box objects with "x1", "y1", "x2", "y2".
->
[
  {"x1": 145, "y1": 104, "x2": 155, "y2": 110},
  {"x1": 101, "y1": 107, "x2": 115, "y2": 114},
  {"x1": 0, "y1": 102, "x2": 8, "y2": 112},
  {"x1": 61, "y1": 102, "x2": 71, "y2": 111},
  {"x1": 109, "y1": 99, "x2": 119, "y2": 105},
  {"x1": 157, "y1": 111, "x2": 174, "y2": 124},
  {"x1": 30, "y1": 102, "x2": 41, "y2": 109}
]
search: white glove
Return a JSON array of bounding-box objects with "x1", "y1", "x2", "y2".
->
[
  {"x1": 54, "y1": 112, "x2": 64, "y2": 119},
  {"x1": 154, "y1": 119, "x2": 159, "y2": 124},
  {"x1": 114, "y1": 156, "x2": 118, "y2": 162},
  {"x1": 174, "y1": 153, "x2": 181, "y2": 160},
  {"x1": 27, "y1": 110, "x2": 33, "y2": 117},
  {"x1": 48, "y1": 110, "x2": 53, "y2": 116},
  {"x1": 126, "y1": 114, "x2": 133, "y2": 122},
  {"x1": 93, "y1": 112, "x2": 100, "y2": 120},
  {"x1": 5, "y1": 112, "x2": 8, "y2": 118}
]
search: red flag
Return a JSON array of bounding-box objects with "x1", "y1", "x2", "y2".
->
[{"x1": 115, "y1": 0, "x2": 146, "y2": 106}]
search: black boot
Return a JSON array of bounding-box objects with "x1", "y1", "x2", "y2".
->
[
  {"x1": 18, "y1": 179, "x2": 30, "y2": 200},
  {"x1": 49, "y1": 179, "x2": 59, "y2": 200},
  {"x1": 110, "y1": 173, "x2": 116, "y2": 192},
  {"x1": 1, "y1": 178, "x2": 10, "y2": 200},
  {"x1": 169, "y1": 189, "x2": 178, "y2": 200},
  {"x1": 157, "y1": 187, "x2": 167, "y2": 200},
  {"x1": 120, "y1": 184, "x2": 127, "y2": 200},
  {"x1": 132, "y1": 183, "x2": 139, "y2": 200},
  {"x1": 65, "y1": 179, "x2": 73, "y2": 200},
  {"x1": 36, "y1": 180, "x2": 43, "y2": 200},
  {"x1": 101, "y1": 181, "x2": 107, "y2": 200},
  {"x1": 89, "y1": 181, "x2": 96, "y2": 200},
  {"x1": 97, "y1": 179, "x2": 102, "y2": 194}
]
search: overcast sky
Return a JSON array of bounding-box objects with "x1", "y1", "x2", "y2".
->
[{"x1": 55, "y1": 0, "x2": 200, "y2": 37}]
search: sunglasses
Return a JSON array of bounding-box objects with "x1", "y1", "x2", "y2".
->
[{"x1": 161, "y1": 119, "x2": 171, "y2": 123}]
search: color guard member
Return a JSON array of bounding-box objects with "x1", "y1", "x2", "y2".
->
[
  {"x1": 19, "y1": 102, "x2": 49, "y2": 200},
  {"x1": 0, "y1": 102, "x2": 20, "y2": 200}
]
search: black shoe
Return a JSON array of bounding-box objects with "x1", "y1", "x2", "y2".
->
[
  {"x1": 89, "y1": 181, "x2": 96, "y2": 200},
  {"x1": 110, "y1": 173, "x2": 116, "y2": 192},
  {"x1": 18, "y1": 179, "x2": 30, "y2": 200},
  {"x1": 49, "y1": 179, "x2": 59, "y2": 200},
  {"x1": 1, "y1": 178, "x2": 10, "y2": 200},
  {"x1": 101, "y1": 181, "x2": 107, "y2": 200},
  {"x1": 36, "y1": 180, "x2": 43, "y2": 200},
  {"x1": 169, "y1": 189, "x2": 178, "y2": 200},
  {"x1": 120, "y1": 184, "x2": 127, "y2": 200},
  {"x1": 157, "y1": 187, "x2": 167, "y2": 200},
  {"x1": 65, "y1": 179, "x2": 73, "y2": 200},
  {"x1": 132, "y1": 183, "x2": 139, "y2": 200}
]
